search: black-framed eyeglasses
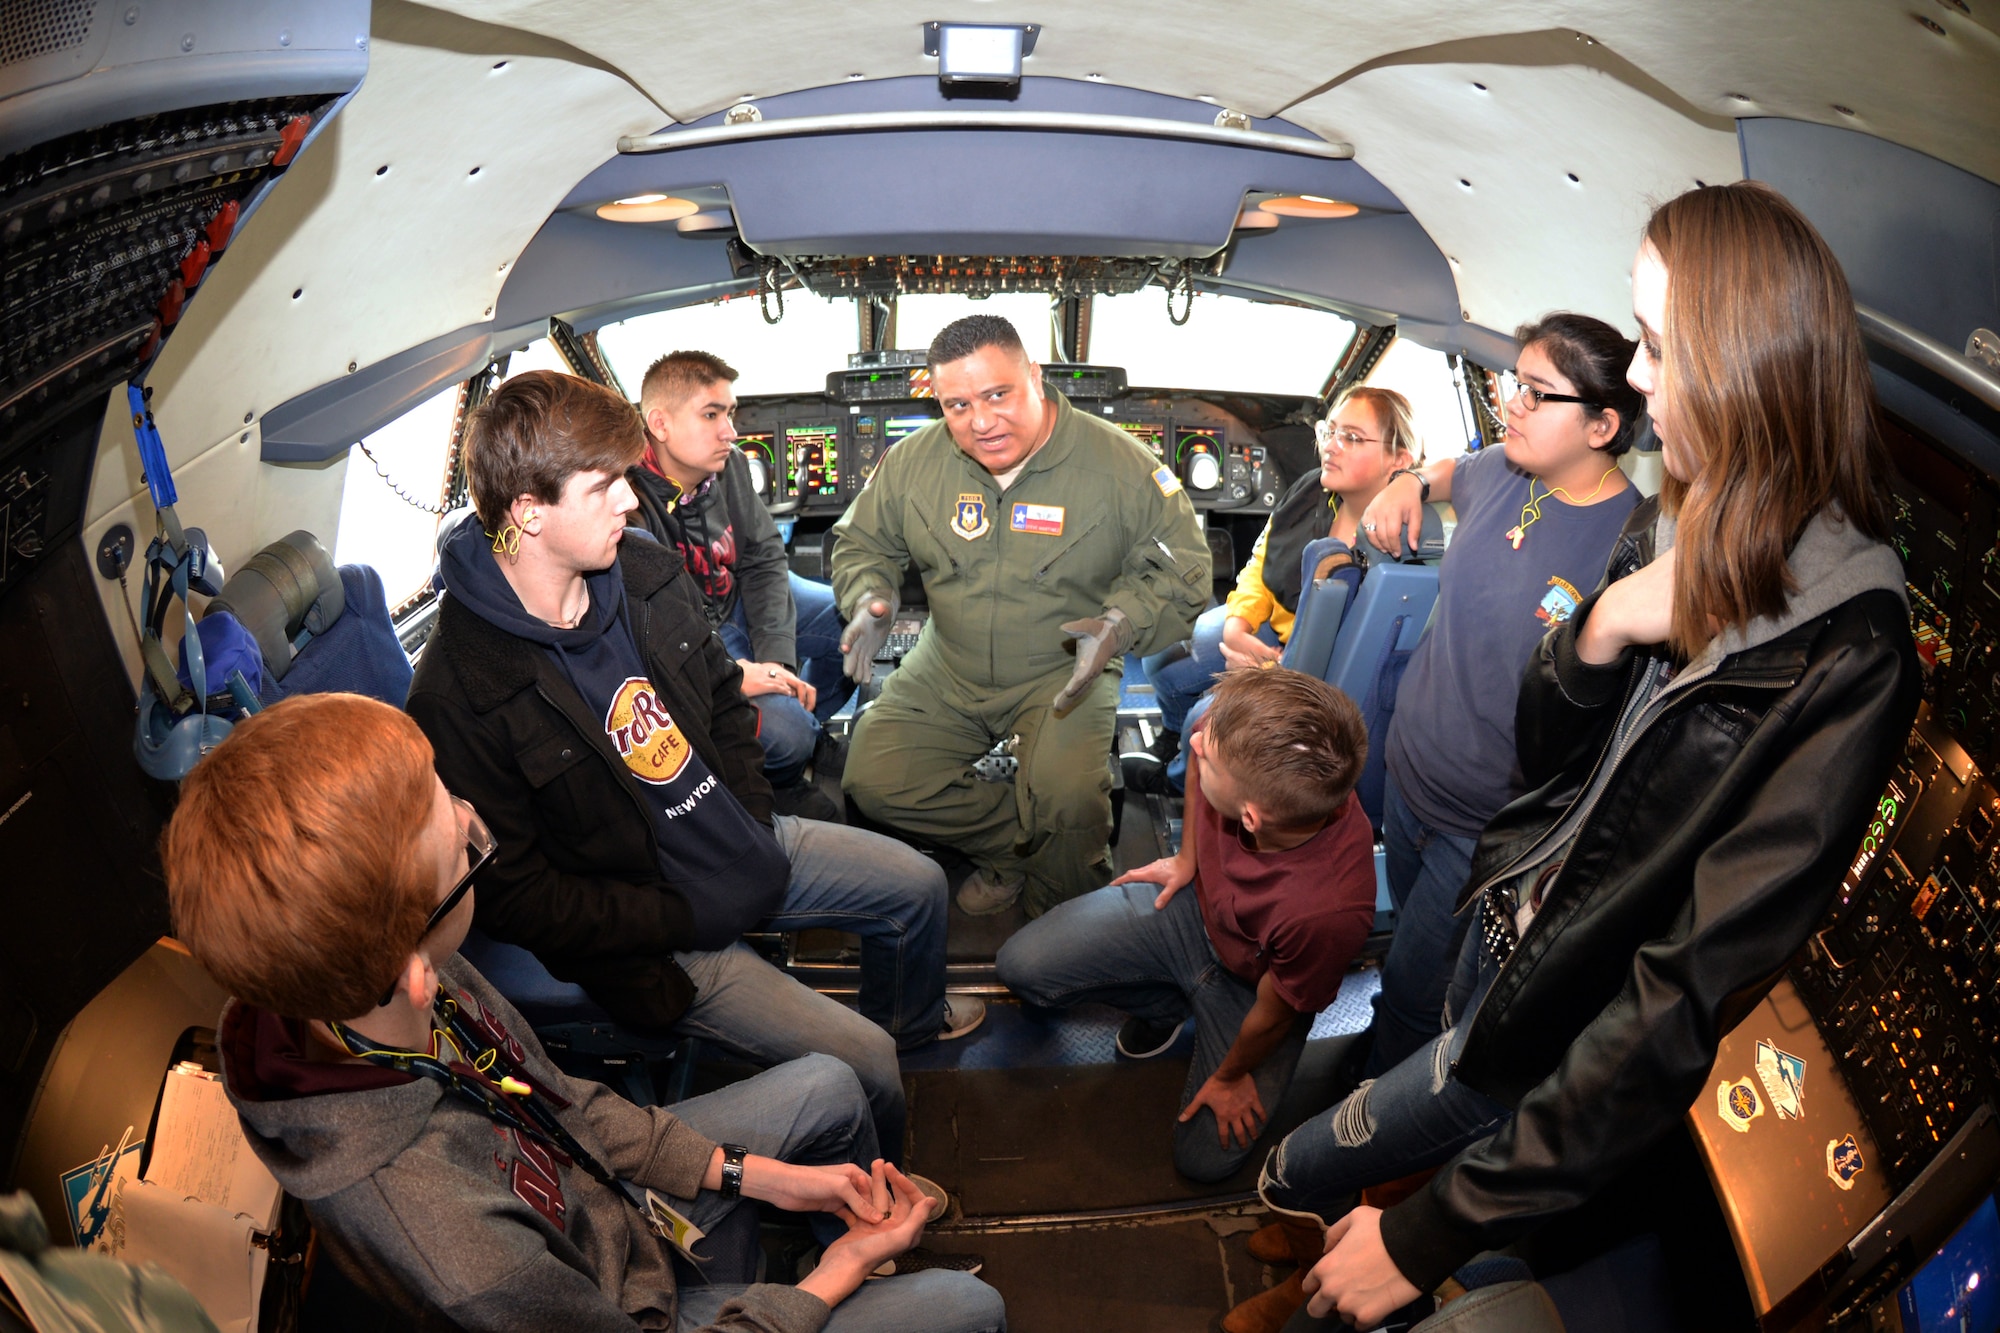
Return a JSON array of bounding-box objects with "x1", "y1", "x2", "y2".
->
[
  {"x1": 380, "y1": 797, "x2": 497, "y2": 1007},
  {"x1": 1504, "y1": 372, "x2": 1600, "y2": 413}
]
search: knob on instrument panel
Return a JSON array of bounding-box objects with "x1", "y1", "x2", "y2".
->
[
  {"x1": 746, "y1": 455, "x2": 768, "y2": 496},
  {"x1": 1187, "y1": 451, "x2": 1222, "y2": 491}
]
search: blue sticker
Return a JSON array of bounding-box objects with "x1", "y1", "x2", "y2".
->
[{"x1": 1827, "y1": 1134, "x2": 1866, "y2": 1190}]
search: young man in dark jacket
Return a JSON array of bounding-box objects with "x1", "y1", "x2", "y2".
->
[
  {"x1": 166, "y1": 692, "x2": 1003, "y2": 1333},
  {"x1": 406, "y1": 371, "x2": 986, "y2": 1167},
  {"x1": 632, "y1": 351, "x2": 852, "y2": 793}
]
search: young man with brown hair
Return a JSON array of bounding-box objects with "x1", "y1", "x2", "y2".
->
[
  {"x1": 406, "y1": 371, "x2": 985, "y2": 1181},
  {"x1": 170, "y1": 692, "x2": 1004, "y2": 1332},
  {"x1": 996, "y1": 665, "x2": 1378, "y2": 1185},
  {"x1": 632, "y1": 351, "x2": 850, "y2": 797}
]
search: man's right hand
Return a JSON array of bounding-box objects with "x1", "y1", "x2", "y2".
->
[
  {"x1": 839, "y1": 595, "x2": 897, "y2": 682},
  {"x1": 1111, "y1": 855, "x2": 1196, "y2": 910},
  {"x1": 1358, "y1": 469, "x2": 1427, "y2": 557}
]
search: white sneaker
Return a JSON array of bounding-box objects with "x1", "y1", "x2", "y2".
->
[
  {"x1": 956, "y1": 868, "x2": 1025, "y2": 916},
  {"x1": 936, "y1": 994, "x2": 987, "y2": 1041}
]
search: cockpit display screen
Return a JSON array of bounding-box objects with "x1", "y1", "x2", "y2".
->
[
  {"x1": 1176, "y1": 427, "x2": 1221, "y2": 461},
  {"x1": 884, "y1": 415, "x2": 934, "y2": 446},
  {"x1": 786, "y1": 424, "x2": 841, "y2": 497},
  {"x1": 1895, "y1": 1192, "x2": 1998, "y2": 1332},
  {"x1": 1117, "y1": 422, "x2": 1167, "y2": 464}
]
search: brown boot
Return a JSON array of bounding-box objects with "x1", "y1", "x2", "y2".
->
[
  {"x1": 1245, "y1": 1220, "x2": 1291, "y2": 1265},
  {"x1": 1221, "y1": 1268, "x2": 1306, "y2": 1333}
]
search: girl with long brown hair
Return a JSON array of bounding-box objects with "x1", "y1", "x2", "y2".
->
[{"x1": 1256, "y1": 181, "x2": 1920, "y2": 1330}]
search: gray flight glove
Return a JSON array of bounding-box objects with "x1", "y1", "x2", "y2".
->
[
  {"x1": 839, "y1": 591, "x2": 899, "y2": 683},
  {"x1": 1052, "y1": 607, "x2": 1134, "y2": 714}
]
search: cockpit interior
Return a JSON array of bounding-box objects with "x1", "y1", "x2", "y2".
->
[{"x1": 3, "y1": 2, "x2": 2000, "y2": 1330}]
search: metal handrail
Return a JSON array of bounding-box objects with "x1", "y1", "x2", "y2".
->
[
  {"x1": 618, "y1": 109, "x2": 1352, "y2": 160},
  {"x1": 1857, "y1": 304, "x2": 2000, "y2": 414}
]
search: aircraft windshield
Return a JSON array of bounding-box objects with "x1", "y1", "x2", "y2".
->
[
  {"x1": 1089, "y1": 291, "x2": 1353, "y2": 396},
  {"x1": 595, "y1": 291, "x2": 858, "y2": 397}
]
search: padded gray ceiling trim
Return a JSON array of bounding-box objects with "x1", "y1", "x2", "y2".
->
[
  {"x1": 257, "y1": 320, "x2": 515, "y2": 464},
  {"x1": 495, "y1": 209, "x2": 740, "y2": 329},
  {"x1": 1216, "y1": 213, "x2": 1457, "y2": 327},
  {"x1": 1743, "y1": 117, "x2": 2000, "y2": 360}
]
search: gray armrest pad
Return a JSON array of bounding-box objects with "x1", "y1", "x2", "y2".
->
[{"x1": 1412, "y1": 1281, "x2": 1565, "y2": 1333}]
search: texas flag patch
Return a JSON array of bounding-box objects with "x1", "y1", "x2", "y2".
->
[{"x1": 1010, "y1": 502, "x2": 1065, "y2": 536}]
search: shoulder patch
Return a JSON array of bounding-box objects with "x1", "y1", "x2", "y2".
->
[{"x1": 1153, "y1": 466, "x2": 1183, "y2": 497}]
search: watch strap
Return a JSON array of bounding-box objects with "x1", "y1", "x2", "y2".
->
[
  {"x1": 719, "y1": 1143, "x2": 749, "y2": 1199},
  {"x1": 1389, "y1": 467, "x2": 1430, "y2": 504}
]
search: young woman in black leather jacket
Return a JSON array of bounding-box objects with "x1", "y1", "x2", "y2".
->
[{"x1": 1264, "y1": 182, "x2": 1922, "y2": 1328}]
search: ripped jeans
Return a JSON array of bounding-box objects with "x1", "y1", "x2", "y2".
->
[{"x1": 1259, "y1": 927, "x2": 1510, "y2": 1221}]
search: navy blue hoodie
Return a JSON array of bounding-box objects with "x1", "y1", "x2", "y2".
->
[{"x1": 437, "y1": 516, "x2": 789, "y2": 949}]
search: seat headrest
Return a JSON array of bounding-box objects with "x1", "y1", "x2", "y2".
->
[
  {"x1": 204, "y1": 530, "x2": 344, "y2": 682},
  {"x1": 1353, "y1": 502, "x2": 1449, "y2": 566}
]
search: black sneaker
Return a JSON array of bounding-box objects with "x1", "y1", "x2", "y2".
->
[
  {"x1": 1146, "y1": 726, "x2": 1182, "y2": 764},
  {"x1": 771, "y1": 777, "x2": 844, "y2": 823},
  {"x1": 1116, "y1": 1015, "x2": 1186, "y2": 1059},
  {"x1": 1120, "y1": 753, "x2": 1181, "y2": 797}
]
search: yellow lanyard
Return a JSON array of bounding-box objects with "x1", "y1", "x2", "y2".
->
[{"x1": 1505, "y1": 463, "x2": 1621, "y2": 550}]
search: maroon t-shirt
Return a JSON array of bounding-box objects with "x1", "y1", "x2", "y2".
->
[{"x1": 1189, "y1": 769, "x2": 1377, "y2": 1016}]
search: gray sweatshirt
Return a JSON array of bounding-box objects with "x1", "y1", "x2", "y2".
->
[{"x1": 220, "y1": 958, "x2": 829, "y2": 1333}]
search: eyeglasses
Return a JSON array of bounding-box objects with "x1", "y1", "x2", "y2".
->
[
  {"x1": 379, "y1": 796, "x2": 497, "y2": 1007},
  {"x1": 1501, "y1": 371, "x2": 1600, "y2": 414},
  {"x1": 1316, "y1": 421, "x2": 1382, "y2": 452}
]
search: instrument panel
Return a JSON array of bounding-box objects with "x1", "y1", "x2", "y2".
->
[
  {"x1": 1787, "y1": 420, "x2": 2000, "y2": 1193},
  {"x1": 732, "y1": 369, "x2": 1294, "y2": 518}
]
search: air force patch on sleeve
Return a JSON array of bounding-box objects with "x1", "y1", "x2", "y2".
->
[{"x1": 1153, "y1": 466, "x2": 1184, "y2": 498}]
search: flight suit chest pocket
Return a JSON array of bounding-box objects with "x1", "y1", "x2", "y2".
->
[
  {"x1": 907, "y1": 499, "x2": 974, "y2": 584},
  {"x1": 1030, "y1": 516, "x2": 1105, "y2": 583}
]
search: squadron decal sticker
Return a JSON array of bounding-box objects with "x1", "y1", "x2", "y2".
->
[
  {"x1": 951, "y1": 493, "x2": 991, "y2": 540},
  {"x1": 1754, "y1": 1040, "x2": 1807, "y2": 1120},
  {"x1": 605, "y1": 677, "x2": 693, "y2": 786},
  {"x1": 1826, "y1": 1134, "x2": 1866, "y2": 1190},
  {"x1": 1716, "y1": 1076, "x2": 1765, "y2": 1133},
  {"x1": 1535, "y1": 576, "x2": 1583, "y2": 626}
]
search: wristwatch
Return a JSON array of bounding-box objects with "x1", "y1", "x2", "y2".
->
[
  {"x1": 1388, "y1": 467, "x2": 1430, "y2": 504},
  {"x1": 719, "y1": 1143, "x2": 749, "y2": 1199}
]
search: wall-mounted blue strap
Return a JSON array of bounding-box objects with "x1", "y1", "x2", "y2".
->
[{"x1": 127, "y1": 382, "x2": 178, "y2": 511}]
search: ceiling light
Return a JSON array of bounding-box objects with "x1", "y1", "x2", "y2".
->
[
  {"x1": 596, "y1": 194, "x2": 700, "y2": 223},
  {"x1": 925, "y1": 22, "x2": 1039, "y2": 87},
  {"x1": 676, "y1": 209, "x2": 739, "y2": 237},
  {"x1": 1259, "y1": 194, "x2": 1359, "y2": 219}
]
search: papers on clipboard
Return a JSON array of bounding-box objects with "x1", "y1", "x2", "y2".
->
[{"x1": 86, "y1": 1062, "x2": 283, "y2": 1333}]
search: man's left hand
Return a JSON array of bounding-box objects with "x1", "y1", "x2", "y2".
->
[
  {"x1": 1179, "y1": 1070, "x2": 1266, "y2": 1150},
  {"x1": 1302, "y1": 1207, "x2": 1422, "y2": 1327},
  {"x1": 736, "y1": 660, "x2": 817, "y2": 712},
  {"x1": 1052, "y1": 607, "x2": 1133, "y2": 713}
]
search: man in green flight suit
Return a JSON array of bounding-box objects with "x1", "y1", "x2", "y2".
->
[{"x1": 832, "y1": 315, "x2": 1210, "y2": 918}]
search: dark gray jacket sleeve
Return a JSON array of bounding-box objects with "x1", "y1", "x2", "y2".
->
[{"x1": 722, "y1": 450, "x2": 797, "y2": 667}]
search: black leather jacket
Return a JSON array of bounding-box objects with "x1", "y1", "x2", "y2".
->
[
  {"x1": 407, "y1": 538, "x2": 772, "y2": 1033},
  {"x1": 1380, "y1": 499, "x2": 1920, "y2": 1290}
]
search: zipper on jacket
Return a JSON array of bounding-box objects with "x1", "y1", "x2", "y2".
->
[
  {"x1": 1449, "y1": 663, "x2": 1800, "y2": 1073},
  {"x1": 1033, "y1": 517, "x2": 1104, "y2": 582}
]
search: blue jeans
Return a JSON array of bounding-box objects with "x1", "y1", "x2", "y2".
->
[
  {"x1": 667, "y1": 1052, "x2": 878, "y2": 1260},
  {"x1": 1364, "y1": 774, "x2": 1481, "y2": 1079},
  {"x1": 676, "y1": 1271, "x2": 1005, "y2": 1333},
  {"x1": 720, "y1": 573, "x2": 854, "y2": 784},
  {"x1": 997, "y1": 882, "x2": 1309, "y2": 1183},
  {"x1": 672, "y1": 815, "x2": 949, "y2": 1163},
  {"x1": 1141, "y1": 604, "x2": 1231, "y2": 735},
  {"x1": 1260, "y1": 931, "x2": 1509, "y2": 1222},
  {"x1": 666, "y1": 1058, "x2": 1006, "y2": 1331}
]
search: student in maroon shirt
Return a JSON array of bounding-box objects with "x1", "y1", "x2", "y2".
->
[{"x1": 997, "y1": 666, "x2": 1377, "y2": 1186}]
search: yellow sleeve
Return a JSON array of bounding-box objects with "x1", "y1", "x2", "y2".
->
[{"x1": 1222, "y1": 518, "x2": 1279, "y2": 629}]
